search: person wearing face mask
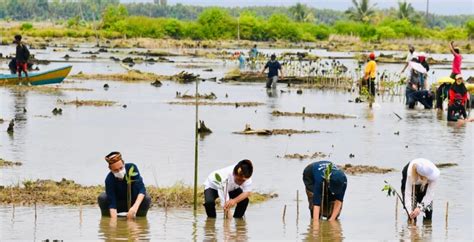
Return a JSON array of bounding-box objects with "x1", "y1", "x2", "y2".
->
[
  {"x1": 447, "y1": 93, "x2": 468, "y2": 121},
  {"x1": 98, "y1": 151, "x2": 151, "y2": 219},
  {"x1": 303, "y1": 160, "x2": 347, "y2": 224},
  {"x1": 401, "y1": 158, "x2": 440, "y2": 221},
  {"x1": 203, "y1": 159, "x2": 254, "y2": 218}
]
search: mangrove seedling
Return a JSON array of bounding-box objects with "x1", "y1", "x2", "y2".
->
[
  {"x1": 125, "y1": 165, "x2": 138, "y2": 211},
  {"x1": 213, "y1": 173, "x2": 229, "y2": 218},
  {"x1": 320, "y1": 163, "x2": 333, "y2": 219},
  {"x1": 382, "y1": 180, "x2": 413, "y2": 222}
]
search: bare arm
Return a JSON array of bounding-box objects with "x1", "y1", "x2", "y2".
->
[
  {"x1": 401, "y1": 62, "x2": 409, "y2": 73},
  {"x1": 223, "y1": 191, "x2": 251, "y2": 210},
  {"x1": 127, "y1": 193, "x2": 145, "y2": 219},
  {"x1": 279, "y1": 68, "x2": 284, "y2": 78},
  {"x1": 449, "y1": 41, "x2": 456, "y2": 55},
  {"x1": 328, "y1": 200, "x2": 343, "y2": 221}
]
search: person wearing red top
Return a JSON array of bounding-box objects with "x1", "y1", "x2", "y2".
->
[
  {"x1": 449, "y1": 41, "x2": 462, "y2": 79},
  {"x1": 448, "y1": 74, "x2": 468, "y2": 106}
]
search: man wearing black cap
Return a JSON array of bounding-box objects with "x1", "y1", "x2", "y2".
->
[
  {"x1": 98, "y1": 151, "x2": 151, "y2": 219},
  {"x1": 303, "y1": 161, "x2": 347, "y2": 223},
  {"x1": 13, "y1": 35, "x2": 30, "y2": 81},
  {"x1": 261, "y1": 54, "x2": 284, "y2": 89}
]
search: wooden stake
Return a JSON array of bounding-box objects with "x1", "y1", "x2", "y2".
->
[
  {"x1": 302, "y1": 107, "x2": 306, "y2": 114},
  {"x1": 282, "y1": 204, "x2": 287, "y2": 220},
  {"x1": 296, "y1": 190, "x2": 300, "y2": 217},
  {"x1": 34, "y1": 202, "x2": 37, "y2": 221},
  {"x1": 395, "y1": 196, "x2": 399, "y2": 221},
  {"x1": 79, "y1": 204, "x2": 83, "y2": 224},
  {"x1": 445, "y1": 201, "x2": 449, "y2": 227}
]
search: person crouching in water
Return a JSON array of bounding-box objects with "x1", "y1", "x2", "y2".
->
[
  {"x1": 98, "y1": 151, "x2": 151, "y2": 219},
  {"x1": 401, "y1": 158, "x2": 440, "y2": 222},
  {"x1": 447, "y1": 93, "x2": 467, "y2": 121},
  {"x1": 303, "y1": 161, "x2": 347, "y2": 223},
  {"x1": 203, "y1": 160, "x2": 253, "y2": 218}
]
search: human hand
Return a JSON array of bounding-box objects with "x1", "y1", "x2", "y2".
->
[
  {"x1": 224, "y1": 199, "x2": 236, "y2": 210},
  {"x1": 409, "y1": 207, "x2": 421, "y2": 219},
  {"x1": 127, "y1": 206, "x2": 138, "y2": 220}
]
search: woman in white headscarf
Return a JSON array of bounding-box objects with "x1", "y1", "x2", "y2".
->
[{"x1": 401, "y1": 158, "x2": 440, "y2": 221}]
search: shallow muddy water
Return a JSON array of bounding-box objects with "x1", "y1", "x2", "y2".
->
[{"x1": 0, "y1": 45, "x2": 473, "y2": 240}]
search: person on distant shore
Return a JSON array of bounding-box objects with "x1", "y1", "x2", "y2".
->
[
  {"x1": 401, "y1": 45, "x2": 417, "y2": 74},
  {"x1": 449, "y1": 41, "x2": 462, "y2": 79},
  {"x1": 261, "y1": 54, "x2": 284, "y2": 89},
  {"x1": 363, "y1": 52, "x2": 377, "y2": 97},
  {"x1": 98, "y1": 151, "x2": 151, "y2": 219},
  {"x1": 13, "y1": 35, "x2": 30, "y2": 82},
  {"x1": 203, "y1": 160, "x2": 253, "y2": 218},
  {"x1": 303, "y1": 161, "x2": 347, "y2": 223},
  {"x1": 401, "y1": 158, "x2": 440, "y2": 221}
]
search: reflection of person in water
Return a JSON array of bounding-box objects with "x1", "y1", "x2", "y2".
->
[
  {"x1": 306, "y1": 220, "x2": 343, "y2": 242},
  {"x1": 99, "y1": 217, "x2": 149, "y2": 241}
]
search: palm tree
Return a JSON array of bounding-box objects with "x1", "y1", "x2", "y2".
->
[
  {"x1": 289, "y1": 3, "x2": 313, "y2": 22},
  {"x1": 345, "y1": 0, "x2": 377, "y2": 23},
  {"x1": 397, "y1": 1, "x2": 415, "y2": 20}
]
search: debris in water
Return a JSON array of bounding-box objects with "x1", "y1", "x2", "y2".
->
[
  {"x1": 339, "y1": 164, "x2": 395, "y2": 175},
  {"x1": 58, "y1": 99, "x2": 117, "y2": 107},
  {"x1": 103, "y1": 83, "x2": 109, "y2": 90},
  {"x1": 234, "y1": 124, "x2": 322, "y2": 136},
  {"x1": 167, "y1": 101, "x2": 263, "y2": 107},
  {"x1": 176, "y1": 92, "x2": 217, "y2": 100},
  {"x1": 272, "y1": 110, "x2": 356, "y2": 119},
  {"x1": 151, "y1": 80, "x2": 162, "y2": 87},
  {"x1": 7, "y1": 120, "x2": 14, "y2": 134},
  {"x1": 349, "y1": 153, "x2": 355, "y2": 158},
  {"x1": 278, "y1": 152, "x2": 329, "y2": 160},
  {"x1": 435, "y1": 163, "x2": 458, "y2": 168},
  {"x1": 197, "y1": 120, "x2": 212, "y2": 134},
  {"x1": 52, "y1": 108, "x2": 63, "y2": 115},
  {"x1": 0, "y1": 158, "x2": 22, "y2": 167}
]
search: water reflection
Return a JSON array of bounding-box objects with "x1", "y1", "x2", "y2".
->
[
  {"x1": 98, "y1": 217, "x2": 150, "y2": 241},
  {"x1": 203, "y1": 218, "x2": 248, "y2": 242},
  {"x1": 304, "y1": 220, "x2": 344, "y2": 242},
  {"x1": 398, "y1": 222, "x2": 433, "y2": 241}
]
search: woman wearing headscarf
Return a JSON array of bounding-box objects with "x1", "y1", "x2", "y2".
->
[{"x1": 401, "y1": 158, "x2": 440, "y2": 221}]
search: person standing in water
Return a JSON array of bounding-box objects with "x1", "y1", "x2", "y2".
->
[{"x1": 261, "y1": 54, "x2": 284, "y2": 89}]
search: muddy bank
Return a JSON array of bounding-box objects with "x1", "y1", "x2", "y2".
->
[
  {"x1": 176, "y1": 92, "x2": 217, "y2": 100},
  {"x1": 167, "y1": 101, "x2": 263, "y2": 107},
  {"x1": 0, "y1": 158, "x2": 22, "y2": 167},
  {"x1": 233, "y1": 124, "x2": 322, "y2": 136},
  {"x1": 277, "y1": 152, "x2": 329, "y2": 160},
  {"x1": 0, "y1": 179, "x2": 277, "y2": 207},
  {"x1": 272, "y1": 110, "x2": 356, "y2": 119},
  {"x1": 338, "y1": 164, "x2": 396, "y2": 175},
  {"x1": 58, "y1": 99, "x2": 117, "y2": 107},
  {"x1": 70, "y1": 70, "x2": 167, "y2": 83},
  {"x1": 435, "y1": 162, "x2": 458, "y2": 168}
]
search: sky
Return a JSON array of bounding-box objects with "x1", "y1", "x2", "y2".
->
[{"x1": 121, "y1": 0, "x2": 474, "y2": 15}]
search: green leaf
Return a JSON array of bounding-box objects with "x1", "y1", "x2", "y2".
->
[
  {"x1": 215, "y1": 173, "x2": 222, "y2": 183},
  {"x1": 128, "y1": 165, "x2": 135, "y2": 176}
]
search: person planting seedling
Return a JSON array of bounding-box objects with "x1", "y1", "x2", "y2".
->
[
  {"x1": 98, "y1": 151, "x2": 151, "y2": 220},
  {"x1": 302, "y1": 161, "x2": 347, "y2": 224},
  {"x1": 203, "y1": 160, "x2": 253, "y2": 218}
]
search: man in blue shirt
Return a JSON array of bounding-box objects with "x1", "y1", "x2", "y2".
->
[
  {"x1": 98, "y1": 151, "x2": 151, "y2": 219},
  {"x1": 261, "y1": 54, "x2": 284, "y2": 89},
  {"x1": 302, "y1": 161, "x2": 347, "y2": 223}
]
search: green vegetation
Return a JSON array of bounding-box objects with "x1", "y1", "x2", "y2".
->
[
  {"x1": 0, "y1": 1, "x2": 472, "y2": 42},
  {"x1": 0, "y1": 179, "x2": 277, "y2": 207},
  {"x1": 0, "y1": 158, "x2": 22, "y2": 167}
]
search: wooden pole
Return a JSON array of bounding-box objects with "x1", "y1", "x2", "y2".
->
[
  {"x1": 445, "y1": 201, "x2": 449, "y2": 228},
  {"x1": 395, "y1": 196, "x2": 399, "y2": 221},
  {"x1": 193, "y1": 79, "x2": 199, "y2": 213},
  {"x1": 282, "y1": 204, "x2": 287, "y2": 221},
  {"x1": 296, "y1": 190, "x2": 300, "y2": 217}
]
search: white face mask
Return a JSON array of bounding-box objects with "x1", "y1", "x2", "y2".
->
[{"x1": 113, "y1": 167, "x2": 126, "y2": 179}]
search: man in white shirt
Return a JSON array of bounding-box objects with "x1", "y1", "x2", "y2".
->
[{"x1": 203, "y1": 160, "x2": 253, "y2": 218}]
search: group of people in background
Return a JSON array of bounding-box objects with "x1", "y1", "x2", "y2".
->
[{"x1": 98, "y1": 152, "x2": 440, "y2": 226}]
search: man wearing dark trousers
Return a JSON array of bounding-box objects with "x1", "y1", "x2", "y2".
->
[
  {"x1": 203, "y1": 160, "x2": 253, "y2": 218},
  {"x1": 98, "y1": 151, "x2": 151, "y2": 220}
]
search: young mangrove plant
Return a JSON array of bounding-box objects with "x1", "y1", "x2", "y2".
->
[
  {"x1": 213, "y1": 173, "x2": 229, "y2": 219},
  {"x1": 125, "y1": 165, "x2": 138, "y2": 211},
  {"x1": 320, "y1": 163, "x2": 332, "y2": 219},
  {"x1": 382, "y1": 180, "x2": 413, "y2": 223}
]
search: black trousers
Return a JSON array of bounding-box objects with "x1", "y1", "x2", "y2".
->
[
  {"x1": 98, "y1": 192, "x2": 151, "y2": 217},
  {"x1": 367, "y1": 78, "x2": 376, "y2": 97},
  {"x1": 401, "y1": 164, "x2": 433, "y2": 220},
  {"x1": 203, "y1": 188, "x2": 249, "y2": 218}
]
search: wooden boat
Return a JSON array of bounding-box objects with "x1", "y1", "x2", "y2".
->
[{"x1": 0, "y1": 65, "x2": 72, "y2": 86}]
